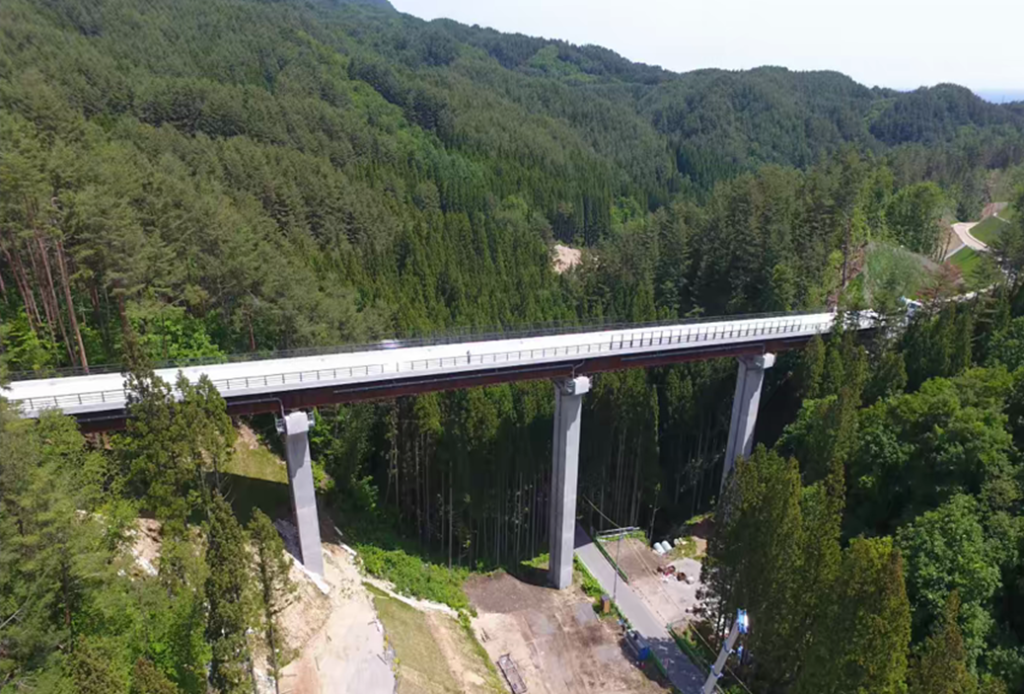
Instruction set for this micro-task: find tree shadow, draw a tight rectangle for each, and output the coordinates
[616,634,677,691]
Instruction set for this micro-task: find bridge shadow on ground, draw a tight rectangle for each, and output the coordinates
[218,471,291,526]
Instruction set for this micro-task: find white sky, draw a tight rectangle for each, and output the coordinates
[390,0,1022,91]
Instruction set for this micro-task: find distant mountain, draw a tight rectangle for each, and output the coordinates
[976,89,1024,104]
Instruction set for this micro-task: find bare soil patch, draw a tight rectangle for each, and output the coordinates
[601,538,704,631]
[279,545,395,694]
[466,572,668,694]
[982,202,1009,219]
[552,244,582,274]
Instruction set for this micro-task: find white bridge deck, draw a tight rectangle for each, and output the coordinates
[6,311,849,419]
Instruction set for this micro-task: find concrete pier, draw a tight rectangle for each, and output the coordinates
[549,376,590,589]
[722,353,776,491]
[278,411,324,575]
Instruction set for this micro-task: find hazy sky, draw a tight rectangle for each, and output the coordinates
[390,0,1022,91]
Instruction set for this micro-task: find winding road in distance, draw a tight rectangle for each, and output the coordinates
[943,202,1009,259]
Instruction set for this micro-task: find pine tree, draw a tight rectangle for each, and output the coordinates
[204,493,255,694]
[700,446,806,689]
[248,510,295,694]
[71,636,130,694]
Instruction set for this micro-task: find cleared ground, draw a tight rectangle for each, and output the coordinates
[599,537,704,631]
[279,545,396,694]
[466,571,669,694]
[368,583,502,694]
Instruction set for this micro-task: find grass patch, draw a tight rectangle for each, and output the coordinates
[220,442,290,524]
[457,613,505,692]
[949,246,983,275]
[370,588,460,694]
[971,216,1010,246]
[667,536,700,560]
[521,552,549,570]
[573,556,629,626]
[229,444,286,482]
[359,545,471,612]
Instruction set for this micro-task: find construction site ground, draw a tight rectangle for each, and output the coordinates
[366,583,503,694]
[598,537,705,631]
[466,571,671,694]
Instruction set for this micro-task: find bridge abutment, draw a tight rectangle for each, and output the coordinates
[278,411,324,576]
[721,353,775,491]
[549,376,590,589]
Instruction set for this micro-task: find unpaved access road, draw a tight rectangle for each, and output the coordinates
[467,571,670,694]
[951,221,989,252]
[279,545,396,694]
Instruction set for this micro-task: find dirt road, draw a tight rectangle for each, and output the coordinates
[279,545,396,694]
[574,527,704,693]
[950,221,988,254]
[466,571,668,694]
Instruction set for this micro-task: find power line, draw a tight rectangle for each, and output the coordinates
[580,494,755,694]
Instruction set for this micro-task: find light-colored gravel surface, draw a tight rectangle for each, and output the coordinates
[280,545,396,694]
[552,244,582,274]
[950,221,988,252]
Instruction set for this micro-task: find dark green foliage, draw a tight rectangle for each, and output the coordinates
[204,493,254,694]
[248,509,295,690]
[898,496,1001,666]
[2,0,1024,689]
[908,592,983,694]
[71,635,131,694]
[704,446,910,693]
[116,371,236,527]
[130,658,179,694]
[794,537,911,694]
[885,182,946,256]
[986,317,1024,371]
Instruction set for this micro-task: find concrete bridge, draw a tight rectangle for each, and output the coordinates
[5,311,867,582]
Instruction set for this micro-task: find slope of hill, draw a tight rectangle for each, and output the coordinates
[1,0,1023,366]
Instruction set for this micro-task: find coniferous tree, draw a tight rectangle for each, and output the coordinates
[204,493,255,694]
[796,333,826,400]
[130,658,178,694]
[908,592,979,694]
[795,537,911,694]
[248,509,295,694]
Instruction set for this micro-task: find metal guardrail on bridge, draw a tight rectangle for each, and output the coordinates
[10,315,833,414]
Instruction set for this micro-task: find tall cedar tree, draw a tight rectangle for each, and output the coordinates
[205,493,255,694]
[794,537,911,694]
[248,509,295,694]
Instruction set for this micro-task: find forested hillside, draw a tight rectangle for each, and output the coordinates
[3,0,1024,691]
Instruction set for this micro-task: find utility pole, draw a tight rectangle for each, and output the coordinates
[701,609,748,694]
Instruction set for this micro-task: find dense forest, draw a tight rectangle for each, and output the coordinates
[3,0,1024,691]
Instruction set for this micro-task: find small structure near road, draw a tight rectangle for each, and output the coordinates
[498,654,528,693]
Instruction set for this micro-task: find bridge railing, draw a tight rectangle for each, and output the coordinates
[10,315,836,414]
[5,309,834,382]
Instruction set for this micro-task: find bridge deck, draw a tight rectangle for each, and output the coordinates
[5,312,842,428]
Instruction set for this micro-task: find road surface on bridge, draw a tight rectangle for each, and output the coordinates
[6,311,846,424]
